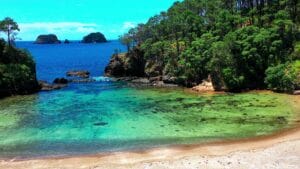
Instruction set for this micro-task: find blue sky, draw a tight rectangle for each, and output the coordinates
[0,0,179,41]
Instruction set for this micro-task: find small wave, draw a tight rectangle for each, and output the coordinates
[92,76,112,82]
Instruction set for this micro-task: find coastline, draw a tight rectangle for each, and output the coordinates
[1,117,300,168]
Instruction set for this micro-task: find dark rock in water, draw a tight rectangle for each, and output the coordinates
[66,70,90,78]
[64,39,70,44]
[82,32,107,43]
[39,81,67,91]
[35,34,61,44]
[53,78,68,84]
[93,122,108,126]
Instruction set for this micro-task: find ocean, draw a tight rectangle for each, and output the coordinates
[16,40,127,81]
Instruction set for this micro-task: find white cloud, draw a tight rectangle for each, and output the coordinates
[19,22,98,33]
[18,22,101,40]
[122,22,136,30]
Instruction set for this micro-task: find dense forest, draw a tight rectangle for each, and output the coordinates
[115,0,300,92]
[0,17,39,97]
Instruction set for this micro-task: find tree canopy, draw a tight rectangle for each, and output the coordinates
[0,17,20,47]
[119,0,300,92]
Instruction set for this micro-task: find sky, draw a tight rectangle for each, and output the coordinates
[0,0,179,41]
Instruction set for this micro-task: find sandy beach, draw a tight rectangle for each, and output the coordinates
[0,124,299,169]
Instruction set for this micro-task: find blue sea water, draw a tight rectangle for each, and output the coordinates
[16,40,127,81]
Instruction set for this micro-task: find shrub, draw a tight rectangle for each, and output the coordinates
[265,63,296,92]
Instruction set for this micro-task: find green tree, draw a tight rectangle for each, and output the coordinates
[0,17,20,47]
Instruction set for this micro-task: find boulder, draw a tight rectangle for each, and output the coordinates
[35,34,61,44]
[66,70,90,78]
[192,77,215,92]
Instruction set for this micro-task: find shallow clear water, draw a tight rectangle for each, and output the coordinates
[0,83,299,158]
[0,41,298,158]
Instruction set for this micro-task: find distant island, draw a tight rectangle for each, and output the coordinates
[35,34,61,44]
[82,32,107,43]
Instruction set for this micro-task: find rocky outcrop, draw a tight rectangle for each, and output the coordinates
[35,34,61,44]
[64,39,70,44]
[105,48,145,77]
[53,78,68,84]
[67,70,90,78]
[82,32,107,43]
[39,81,67,91]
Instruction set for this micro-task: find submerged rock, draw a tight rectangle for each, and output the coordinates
[93,122,108,126]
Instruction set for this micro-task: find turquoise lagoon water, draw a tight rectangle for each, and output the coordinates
[0,41,298,158]
[0,84,298,158]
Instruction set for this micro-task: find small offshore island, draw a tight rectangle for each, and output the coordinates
[0,0,300,168]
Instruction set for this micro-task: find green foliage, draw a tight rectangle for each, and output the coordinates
[0,17,20,46]
[265,63,297,92]
[0,18,39,97]
[119,0,300,92]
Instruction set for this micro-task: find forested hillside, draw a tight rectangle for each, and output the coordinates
[114,0,299,92]
[0,17,39,97]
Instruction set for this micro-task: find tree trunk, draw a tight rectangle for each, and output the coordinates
[7,29,11,47]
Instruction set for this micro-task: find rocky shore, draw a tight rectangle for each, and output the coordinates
[39,70,95,91]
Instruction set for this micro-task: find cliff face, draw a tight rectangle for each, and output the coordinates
[35,34,61,44]
[0,39,40,98]
[82,32,107,43]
